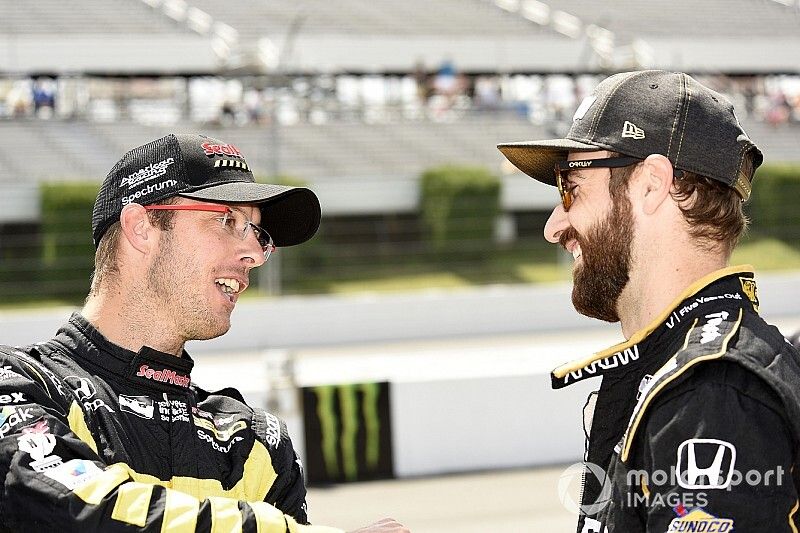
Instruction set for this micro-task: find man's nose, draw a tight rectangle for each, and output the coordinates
[240,229,267,268]
[543,204,569,244]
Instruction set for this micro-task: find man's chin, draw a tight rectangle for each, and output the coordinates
[571,282,622,323]
[188,319,231,342]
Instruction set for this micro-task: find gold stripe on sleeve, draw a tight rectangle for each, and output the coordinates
[113,441,276,501]
[161,490,200,533]
[210,496,243,533]
[67,401,99,454]
[111,482,154,527]
[72,463,129,505]
[250,501,288,533]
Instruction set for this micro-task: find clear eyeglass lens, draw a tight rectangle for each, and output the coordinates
[219,212,274,259]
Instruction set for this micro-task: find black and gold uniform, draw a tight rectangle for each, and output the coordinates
[0,313,341,533]
[553,267,800,532]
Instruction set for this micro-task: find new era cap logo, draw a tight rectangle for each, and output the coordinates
[677,439,736,489]
[621,121,645,140]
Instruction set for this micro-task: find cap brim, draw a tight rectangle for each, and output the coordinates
[180,182,321,247]
[497,139,599,186]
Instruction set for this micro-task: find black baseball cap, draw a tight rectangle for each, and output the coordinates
[92,133,321,247]
[498,70,763,200]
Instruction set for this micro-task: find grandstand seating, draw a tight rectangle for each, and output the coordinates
[185,0,558,42]
[3,0,798,73]
[2,117,798,186]
[0,0,188,34]
[0,117,550,183]
[529,0,800,40]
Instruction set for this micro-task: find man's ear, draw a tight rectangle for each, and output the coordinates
[119,204,155,254]
[637,154,675,215]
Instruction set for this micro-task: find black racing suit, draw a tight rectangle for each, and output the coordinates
[551,266,800,532]
[0,313,342,532]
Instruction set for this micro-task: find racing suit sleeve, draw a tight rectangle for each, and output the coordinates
[0,357,343,533]
[262,412,310,524]
[634,361,798,532]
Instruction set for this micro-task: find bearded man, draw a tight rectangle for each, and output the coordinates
[499,71,800,532]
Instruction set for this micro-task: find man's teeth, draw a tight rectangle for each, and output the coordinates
[215,278,240,294]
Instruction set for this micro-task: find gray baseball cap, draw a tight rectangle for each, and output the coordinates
[497,70,763,200]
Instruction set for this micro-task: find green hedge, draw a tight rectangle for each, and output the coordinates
[40,182,99,299]
[420,165,500,259]
[747,164,800,241]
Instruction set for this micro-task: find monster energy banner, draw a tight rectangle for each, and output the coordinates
[302,382,394,484]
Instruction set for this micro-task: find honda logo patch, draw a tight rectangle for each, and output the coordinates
[677,439,736,489]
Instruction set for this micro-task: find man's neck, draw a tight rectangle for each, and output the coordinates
[82,288,185,356]
[617,247,729,340]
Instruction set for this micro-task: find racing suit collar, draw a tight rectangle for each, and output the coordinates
[550,265,759,389]
[60,313,195,392]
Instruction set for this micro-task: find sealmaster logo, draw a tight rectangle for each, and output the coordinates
[119,158,175,189]
[136,365,190,388]
[202,142,243,158]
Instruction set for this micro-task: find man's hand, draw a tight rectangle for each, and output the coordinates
[348,518,410,532]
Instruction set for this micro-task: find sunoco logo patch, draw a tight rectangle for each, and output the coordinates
[668,507,733,532]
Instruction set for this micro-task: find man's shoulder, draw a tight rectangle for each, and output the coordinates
[658,310,799,409]
[194,386,292,451]
[0,343,46,368]
[655,359,784,414]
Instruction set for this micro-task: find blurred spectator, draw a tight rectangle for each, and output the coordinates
[7,80,32,117]
[432,58,458,97]
[243,88,263,123]
[4,73,800,127]
[32,78,56,119]
[412,59,430,105]
[766,91,792,126]
[474,76,501,111]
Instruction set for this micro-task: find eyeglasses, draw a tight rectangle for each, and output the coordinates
[144,204,276,261]
[553,156,643,211]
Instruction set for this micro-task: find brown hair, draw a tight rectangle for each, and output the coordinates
[88,197,179,296]
[608,154,754,257]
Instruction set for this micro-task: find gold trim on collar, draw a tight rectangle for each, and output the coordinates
[552,265,754,380]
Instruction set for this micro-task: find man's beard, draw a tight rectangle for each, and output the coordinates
[559,194,634,322]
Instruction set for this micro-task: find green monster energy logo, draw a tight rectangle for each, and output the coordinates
[313,383,382,482]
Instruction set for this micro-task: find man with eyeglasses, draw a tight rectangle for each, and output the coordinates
[499,71,800,532]
[0,134,408,533]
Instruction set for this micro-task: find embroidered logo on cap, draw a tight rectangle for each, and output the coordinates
[573,96,596,121]
[202,142,243,158]
[622,121,645,139]
[214,160,249,170]
[120,158,176,189]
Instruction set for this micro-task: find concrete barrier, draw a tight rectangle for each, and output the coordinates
[3,271,799,352]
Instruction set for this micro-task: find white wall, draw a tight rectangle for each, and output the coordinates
[3,272,799,351]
